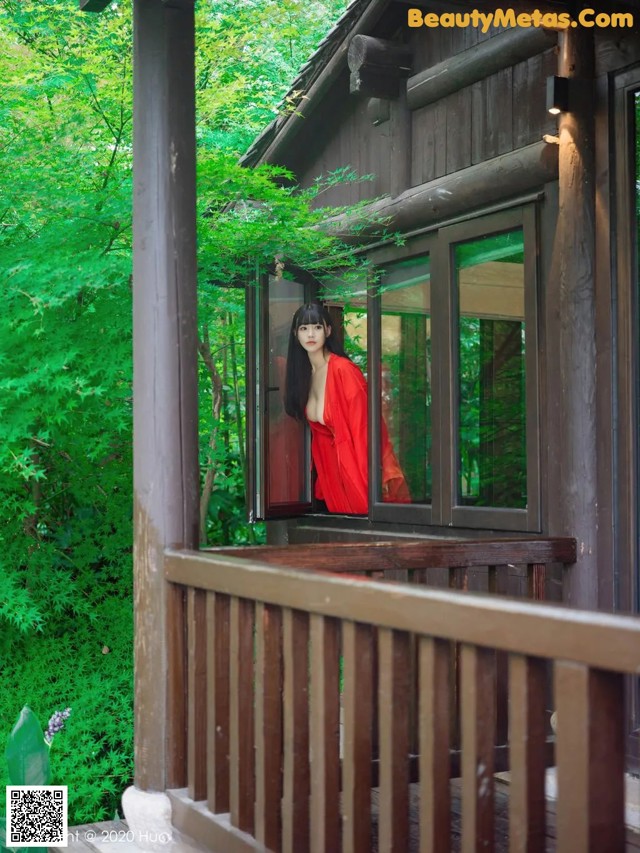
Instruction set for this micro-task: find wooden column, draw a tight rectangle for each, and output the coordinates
[547,28,597,607]
[132,0,199,791]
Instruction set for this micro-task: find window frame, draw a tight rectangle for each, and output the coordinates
[367,206,541,531]
[246,268,317,521]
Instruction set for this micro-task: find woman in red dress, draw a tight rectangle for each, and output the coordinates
[284,302,409,514]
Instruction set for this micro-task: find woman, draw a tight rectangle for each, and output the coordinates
[284,302,409,514]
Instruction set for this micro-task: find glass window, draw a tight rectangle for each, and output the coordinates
[454,230,527,509]
[266,276,307,506]
[379,257,432,504]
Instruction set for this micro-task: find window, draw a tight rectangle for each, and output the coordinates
[379,256,432,505]
[454,230,526,510]
[248,207,540,531]
[369,207,540,531]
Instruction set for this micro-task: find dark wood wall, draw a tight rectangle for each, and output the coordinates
[284,20,557,206]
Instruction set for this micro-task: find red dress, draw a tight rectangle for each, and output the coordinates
[307,355,410,514]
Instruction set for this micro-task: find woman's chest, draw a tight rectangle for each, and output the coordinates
[307,367,329,424]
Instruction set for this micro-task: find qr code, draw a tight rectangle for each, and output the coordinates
[5,786,68,847]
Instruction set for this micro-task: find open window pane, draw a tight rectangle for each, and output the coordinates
[380,257,432,503]
[455,230,526,509]
[266,276,308,506]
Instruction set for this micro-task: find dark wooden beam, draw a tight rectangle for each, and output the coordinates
[406,26,556,110]
[78,0,112,11]
[132,0,199,792]
[546,27,598,608]
[325,140,558,236]
[348,35,412,99]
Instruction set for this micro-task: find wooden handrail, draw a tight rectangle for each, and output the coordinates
[165,548,639,674]
[204,537,576,572]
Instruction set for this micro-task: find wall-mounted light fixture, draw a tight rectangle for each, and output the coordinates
[546,75,569,115]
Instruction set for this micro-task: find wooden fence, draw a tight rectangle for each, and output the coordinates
[159,538,637,852]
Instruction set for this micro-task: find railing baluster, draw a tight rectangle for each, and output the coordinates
[488,566,509,749]
[508,654,547,853]
[187,587,207,801]
[527,563,546,600]
[343,620,373,853]
[554,662,625,852]
[309,614,341,853]
[230,596,255,834]
[461,644,496,853]
[166,583,187,789]
[283,608,310,853]
[206,591,229,814]
[419,636,451,853]
[554,660,589,851]
[378,628,410,853]
[255,602,283,850]
[448,567,468,751]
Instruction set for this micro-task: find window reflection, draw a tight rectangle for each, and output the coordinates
[455,230,526,509]
[267,277,307,505]
[380,258,432,503]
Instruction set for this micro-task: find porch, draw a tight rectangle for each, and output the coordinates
[116,535,640,852]
[56,780,640,853]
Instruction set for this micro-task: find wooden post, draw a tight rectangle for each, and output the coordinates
[546,29,597,608]
[132,0,199,792]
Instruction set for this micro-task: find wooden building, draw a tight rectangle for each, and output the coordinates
[241,0,640,617]
[80,0,640,849]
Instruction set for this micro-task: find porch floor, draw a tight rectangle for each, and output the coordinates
[54,778,640,853]
[48,818,210,853]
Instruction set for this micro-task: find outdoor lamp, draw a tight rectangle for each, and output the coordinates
[547,75,569,115]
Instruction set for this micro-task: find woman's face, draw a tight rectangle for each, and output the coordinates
[296,321,330,355]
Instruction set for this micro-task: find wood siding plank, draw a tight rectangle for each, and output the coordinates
[446,89,472,174]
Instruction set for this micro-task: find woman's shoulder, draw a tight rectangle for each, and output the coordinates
[329,355,366,388]
[330,354,362,373]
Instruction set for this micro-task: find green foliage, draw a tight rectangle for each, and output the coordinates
[195,0,349,153]
[0,595,133,824]
[0,0,363,825]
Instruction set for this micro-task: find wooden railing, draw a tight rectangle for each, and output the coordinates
[204,538,575,771]
[159,539,637,851]
[205,537,576,598]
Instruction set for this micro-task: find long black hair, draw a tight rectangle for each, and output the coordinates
[284,302,348,421]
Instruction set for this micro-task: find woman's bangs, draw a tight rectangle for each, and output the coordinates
[296,304,324,328]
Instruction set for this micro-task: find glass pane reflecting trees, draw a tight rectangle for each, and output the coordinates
[455,230,526,508]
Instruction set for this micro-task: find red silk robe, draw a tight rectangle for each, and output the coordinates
[308,355,410,514]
